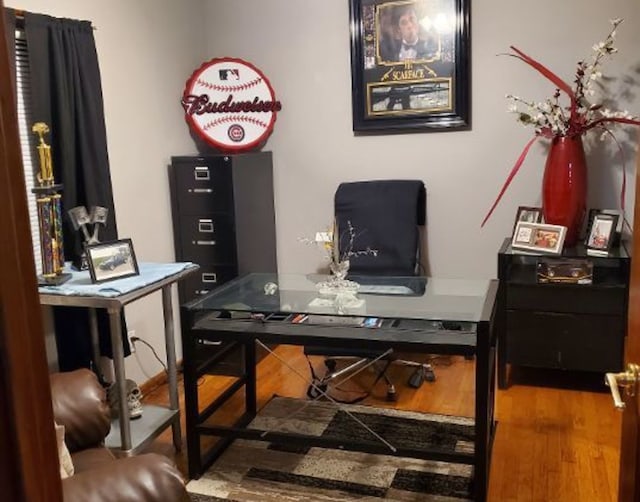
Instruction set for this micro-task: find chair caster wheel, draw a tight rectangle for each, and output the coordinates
[386,385,397,402]
[408,368,425,388]
[307,382,327,399]
[425,370,436,382]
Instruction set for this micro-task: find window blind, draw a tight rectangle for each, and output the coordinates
[15,29,42,275]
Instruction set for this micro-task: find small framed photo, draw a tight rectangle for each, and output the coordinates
[512,222,567,255]
[86,238,139,283]
[585,208,623,245]
[585,213,619,255]
[512,206,543,236]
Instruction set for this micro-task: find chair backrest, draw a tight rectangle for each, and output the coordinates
[334,180,426,276]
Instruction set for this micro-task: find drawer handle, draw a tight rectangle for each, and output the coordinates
[194,240,216,246]
[198,220,214,233]
[194,166,210,180]
[189,188,213,194]
[202,273,217,283]
[196,289,210,295]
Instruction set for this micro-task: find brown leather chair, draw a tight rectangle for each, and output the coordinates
[50,369,189,502]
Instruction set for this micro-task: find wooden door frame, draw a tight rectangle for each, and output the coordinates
[618,134,640,501]
[0,2,62,500]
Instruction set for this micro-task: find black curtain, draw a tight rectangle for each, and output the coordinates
[24,13,129,370]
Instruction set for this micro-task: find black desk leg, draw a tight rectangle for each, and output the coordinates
[181,311,202,480]
[474,321,490,502]
[245,339,257,417]
[496,259,509,390]
[497,338,508,389]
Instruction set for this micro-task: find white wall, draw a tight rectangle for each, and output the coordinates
[10,0,640,384]
[8,0,206,384]
[203,0,640,278]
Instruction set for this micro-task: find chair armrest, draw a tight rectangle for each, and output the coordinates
[50,369,111,452]
[62,454,189,502]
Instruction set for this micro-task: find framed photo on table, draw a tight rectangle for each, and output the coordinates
[512,206,542,236]
[585,208,623,245]
[585,213,618,256]
[86,238,139,283]
[349,0,470,133]
[511,222,566,255]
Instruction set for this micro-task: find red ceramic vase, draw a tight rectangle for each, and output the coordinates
[542,135,587,247]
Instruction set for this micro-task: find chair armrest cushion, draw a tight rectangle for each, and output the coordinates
[62,454,189,502]
[50,369,111,452]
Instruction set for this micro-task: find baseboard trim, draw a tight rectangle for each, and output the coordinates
[139,359,182,396]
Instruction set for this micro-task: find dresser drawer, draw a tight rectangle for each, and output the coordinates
[179,265,237,303]
[506,310,624,372]
[172,160,233,215]
[506,283,626,315]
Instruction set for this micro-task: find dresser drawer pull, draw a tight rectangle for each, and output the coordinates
[198,220,214,233]
[196,289,210,295]
[194,240,216,246]
[194,166,210,180]
[202,273,217,283]
[189,188,213,194]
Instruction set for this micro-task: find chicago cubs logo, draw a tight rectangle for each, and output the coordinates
[182,57,282,153]
[227,124,245,142]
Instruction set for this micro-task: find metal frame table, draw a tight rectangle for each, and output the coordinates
[181,273,498,501]
[40,265,198,456]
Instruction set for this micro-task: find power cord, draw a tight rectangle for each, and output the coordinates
[130,336,168,373]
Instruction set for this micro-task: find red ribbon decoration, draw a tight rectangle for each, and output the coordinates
[483,42,640,228]
[481,135,539,227]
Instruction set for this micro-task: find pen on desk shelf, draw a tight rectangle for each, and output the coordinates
[291,313,308,323]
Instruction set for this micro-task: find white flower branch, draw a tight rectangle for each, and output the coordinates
[299,220,378,267]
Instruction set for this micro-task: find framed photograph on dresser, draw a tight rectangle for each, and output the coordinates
[511,222,566,255]
[512,206,542,236]
[585,208,623,245]
[585,212,618,256]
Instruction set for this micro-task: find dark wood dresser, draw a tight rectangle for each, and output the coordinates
[497,237,630,388]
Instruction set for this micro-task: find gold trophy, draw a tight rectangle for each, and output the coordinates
[32,122,71,285]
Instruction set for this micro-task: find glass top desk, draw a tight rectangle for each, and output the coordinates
[181,273,498,502]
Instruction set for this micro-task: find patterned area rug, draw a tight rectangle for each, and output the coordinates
[187,396,475,501]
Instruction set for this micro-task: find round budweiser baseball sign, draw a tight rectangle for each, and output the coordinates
[181,57,282,153]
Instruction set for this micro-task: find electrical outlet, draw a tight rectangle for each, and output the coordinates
[127,330,136,353]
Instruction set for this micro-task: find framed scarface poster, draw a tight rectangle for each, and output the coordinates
[349,0,470,133]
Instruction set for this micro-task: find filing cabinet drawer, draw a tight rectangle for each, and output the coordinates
[179,265,237,303]
[179,215,236,264]
[173,160,233,214]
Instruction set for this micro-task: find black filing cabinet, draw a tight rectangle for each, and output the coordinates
[169,152,277,305]
[497,238,630,388]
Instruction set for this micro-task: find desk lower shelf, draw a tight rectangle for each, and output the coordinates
[106,405,179,455]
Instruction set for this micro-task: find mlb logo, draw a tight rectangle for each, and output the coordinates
[219,69,240,81]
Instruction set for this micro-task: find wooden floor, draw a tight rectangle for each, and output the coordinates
[143,346,621,502]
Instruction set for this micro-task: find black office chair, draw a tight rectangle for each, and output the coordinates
[304,179,435,402]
